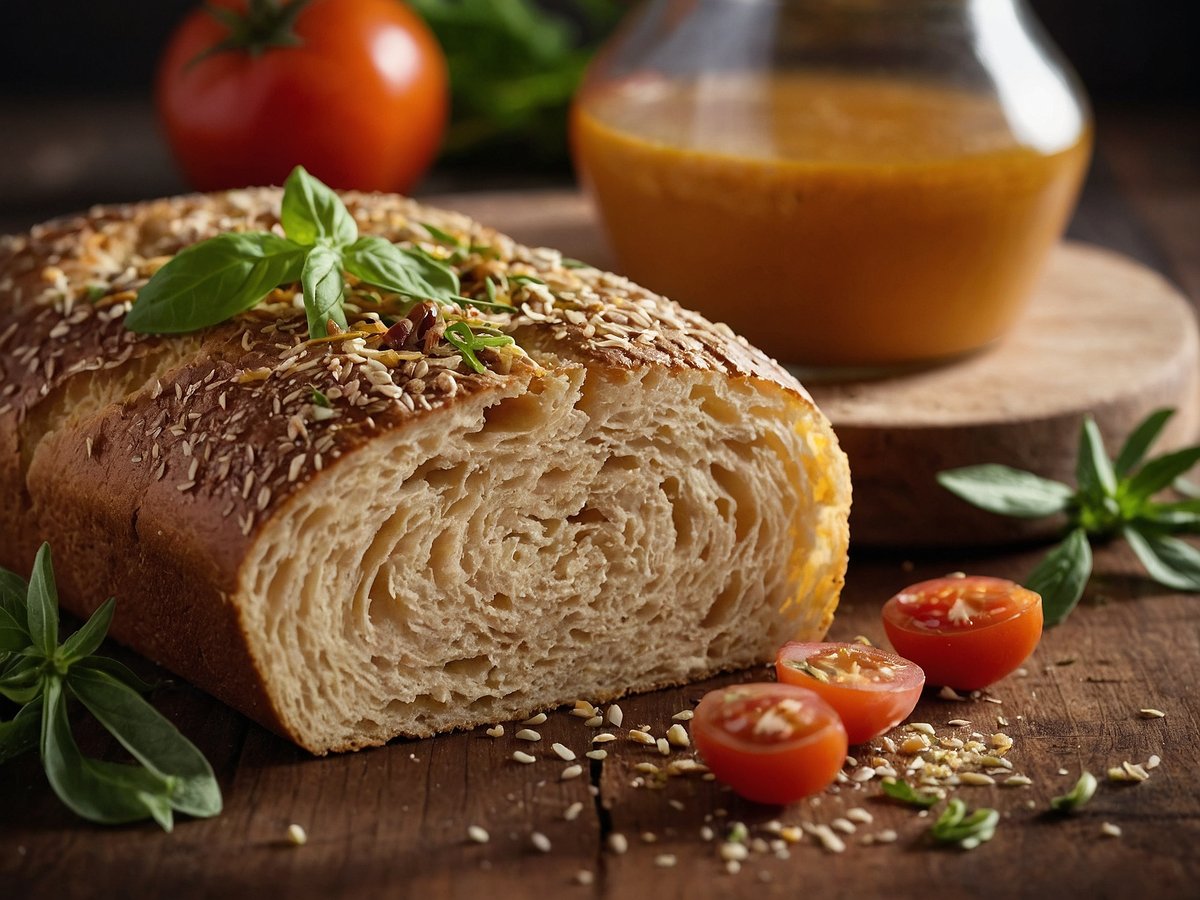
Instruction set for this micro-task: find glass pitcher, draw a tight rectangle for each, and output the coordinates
[572,0,1092,372]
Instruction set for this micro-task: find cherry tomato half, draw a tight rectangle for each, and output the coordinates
[882,576,1043,691]
[157,0,448,193]
[691,682,847,805]
[775,642,925,744]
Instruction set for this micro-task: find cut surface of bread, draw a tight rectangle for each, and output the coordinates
[0,189,851,753]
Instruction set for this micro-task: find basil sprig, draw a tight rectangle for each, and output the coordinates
[0,544,221,831]
[126,166,468,339]
[938,409,1200,625]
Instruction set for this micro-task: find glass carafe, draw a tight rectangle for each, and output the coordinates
[572,0,1092,371]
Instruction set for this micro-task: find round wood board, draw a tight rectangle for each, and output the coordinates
[423,189,1200,547]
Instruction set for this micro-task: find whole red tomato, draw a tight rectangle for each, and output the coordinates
[157,0,448,193]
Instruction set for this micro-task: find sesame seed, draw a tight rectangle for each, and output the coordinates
[515,729,541,742]
[634,762,660,775]
[1139,708,1166,719]
[875,829,898,843]
[672,709,694,721]
[1147,755,1161,769]
[804,823,846,854]
[522,713,547,725]
[552,743,576,761]
[607,833,628,854]
[561,764,584,780]
[641,832,657,843]
[666,724,690,747]
[286,824,307,846]
[831,818,856,834]
[947,719,971,727]
[907,723,936,736]
[654,855,676,868]
[607,705,624,727]
[1002,774,1033,786]
[592,733,616,743]
[846,808,873,824]
[585,749,607,761]
[531,832,551,853]
[584,715,604,727]
[779,826,803,844]
[851,767,875,782]
[628,729,656,746]
[725,861,741,876]
[563,801,584,821]
[467,825,489,844]
[1101,822,1122,838]
[958,772,996,786]
[657,738,671,756]
[574,871,594,886]
[486,725,504,738]
[512,751,536,764]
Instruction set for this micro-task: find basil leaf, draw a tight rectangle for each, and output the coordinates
[1123,446,1200,505]
[40,675,177,829]
[1050,771,1097,812]
[937,465,1073,518]
[0,605,29,652]
[0,701,40,764]
[59,597,115,665]
[126,233,306,334]
[1026,528,1092,626]
[302,245,347,340]
[343,235,461,301]
[419,222,462,246]
[881,777,940,808]
[0,567,26,623]
[68,667,222,818]
[1141,499,1200,532]
[1124,526,1200,591]
[74,655,158,695]
[26,542,58,659]
[281,165,357,247]
[1076,417,1117,500]
[1115,408,1174,476]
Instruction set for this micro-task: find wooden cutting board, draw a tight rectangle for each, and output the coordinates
[425,189,1200,546]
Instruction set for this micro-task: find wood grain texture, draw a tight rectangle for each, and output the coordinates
[2,543,1198,899]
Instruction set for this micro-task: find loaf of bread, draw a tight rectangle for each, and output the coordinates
[0,189,850,754]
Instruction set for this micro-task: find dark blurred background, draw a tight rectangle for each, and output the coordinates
[0,0,1196,238]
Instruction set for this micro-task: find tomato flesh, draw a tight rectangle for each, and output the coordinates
[691,682,847,804]
[882,576,1043,691]
[775,642,925,744]
[157,0,448,193]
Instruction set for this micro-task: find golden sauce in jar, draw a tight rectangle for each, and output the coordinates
[573,74,1091,367]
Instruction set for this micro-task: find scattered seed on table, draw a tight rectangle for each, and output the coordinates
[531,832,552,853]
[552,743,576,761]
[666,724,690,747]
[585,749,608,761]
[485,725,504,738]
[467,825,489,844]
[608,833,629,854]
[286,824,307,846]
[562,764,584,780]
[516,729,541,742]
[513,751,537,764]
[522,713,548,726]
[607,705,624,727]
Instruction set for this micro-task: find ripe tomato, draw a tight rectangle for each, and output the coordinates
[775,642,925,744]
[882,576,1043,691]
[156,0,448,193]
[691,683,847,805]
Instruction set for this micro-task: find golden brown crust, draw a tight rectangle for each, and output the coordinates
[0,187,832,745]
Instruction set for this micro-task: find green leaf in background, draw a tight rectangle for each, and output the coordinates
[125,232,306,334]
[0,702,41,764]
[1076,417,1117,501]
[1114,408,1173,476]
[26,543,59,659]
[0,567,26,624]
[1123,446,1200,506]
[1142,498,1200,532]
[74,656,158,695]
[0,605,28,653]
[411,0,620,166]
[68,668,222,819]
[59,598,115,666]
[936,465,1074,518]
[1124,526,1200,591]
[301,244,348,339]
[1025,528,1092,626]
[281,164,358,247]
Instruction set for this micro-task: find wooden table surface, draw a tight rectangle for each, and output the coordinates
[1,105,1198,899]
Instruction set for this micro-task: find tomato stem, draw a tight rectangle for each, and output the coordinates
[189,0,315,69]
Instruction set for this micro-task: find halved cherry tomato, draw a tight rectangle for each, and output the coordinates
[775,642,925,744]
[882,576,1043,691]
[691,682,847,804]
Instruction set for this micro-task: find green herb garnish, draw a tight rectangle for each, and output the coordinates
[0,544,221,831]
[443,321,516,374]
[125,166,463,340]
[881,777,941,808]
[938,409,1200,625]
[929,798,999,850]
[1050,771,1097,812]
[309,386,330,408]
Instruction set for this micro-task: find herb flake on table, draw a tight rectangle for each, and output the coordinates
[938,408,1200,625]
[0,544,221,831]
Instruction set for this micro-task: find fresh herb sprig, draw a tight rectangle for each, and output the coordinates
[881,777,942,809]
[126,166,468,339]
[938,409,1200,625]
[0,544,221,831]
[929,798,999,850]
[1050,771,1097,813]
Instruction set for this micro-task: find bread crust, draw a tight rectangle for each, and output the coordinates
[0,188,850,750]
